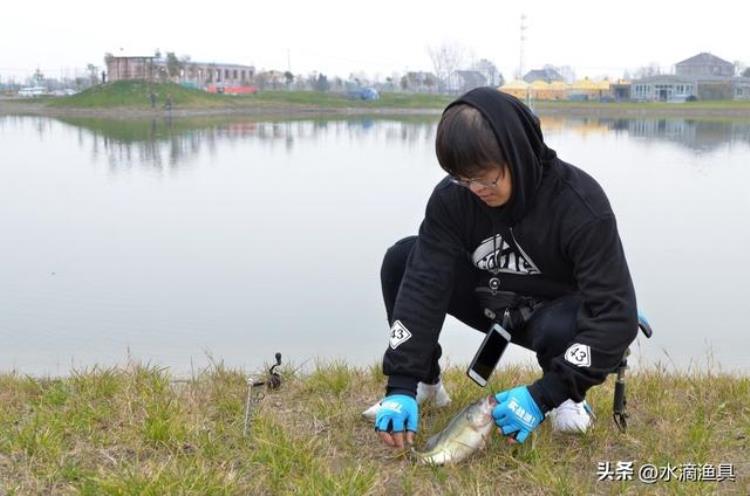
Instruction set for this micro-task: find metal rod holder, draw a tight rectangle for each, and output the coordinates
[243,352,282,437]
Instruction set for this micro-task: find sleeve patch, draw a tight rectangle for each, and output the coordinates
[564,343,592,367]
[389,320,412,349]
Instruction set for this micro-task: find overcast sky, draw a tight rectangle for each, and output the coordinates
[1,0,747,82]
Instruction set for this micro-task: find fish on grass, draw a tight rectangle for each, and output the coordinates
[412,395,497,465]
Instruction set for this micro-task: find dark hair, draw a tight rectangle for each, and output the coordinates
[435,104,507,178]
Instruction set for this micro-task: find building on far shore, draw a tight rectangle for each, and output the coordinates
[610,80,632,101]
[106,56,158,81]
[105,55,255,91]
[568,78,610,101]
[522,67,564,84]
[631,52,750,101]
[734,78,750,100]
[193,63,256,90]
[498,79,530,100]
[631,75,696,102]
[675,52,734,79]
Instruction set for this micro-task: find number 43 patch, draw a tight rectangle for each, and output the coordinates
[389,320,412,349]
[564,343,592,367]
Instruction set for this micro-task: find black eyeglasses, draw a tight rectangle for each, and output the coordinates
[450,168,504,189]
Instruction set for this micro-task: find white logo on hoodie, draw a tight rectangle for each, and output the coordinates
[472,234,541,275]
[389,320,412,349]
[564,343,592,367]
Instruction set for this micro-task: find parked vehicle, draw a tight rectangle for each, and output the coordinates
[347,87,379,101]
[50,89,78,97]
[18,86,47,97]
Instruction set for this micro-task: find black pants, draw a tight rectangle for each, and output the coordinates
[381,236,580,383]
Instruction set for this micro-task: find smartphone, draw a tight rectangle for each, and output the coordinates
[467,323,511,387]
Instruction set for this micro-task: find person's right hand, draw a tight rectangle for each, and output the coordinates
[374,394,418,448]
[492,386,544,444]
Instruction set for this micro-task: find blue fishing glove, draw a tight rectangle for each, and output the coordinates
[492,386,545,444]
[374,394,419,434]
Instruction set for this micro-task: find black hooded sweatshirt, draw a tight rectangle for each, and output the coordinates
[383,87,638,412]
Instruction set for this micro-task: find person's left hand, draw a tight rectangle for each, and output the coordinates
[492,385,544,444]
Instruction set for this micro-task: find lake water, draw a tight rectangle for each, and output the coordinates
[1,113,749,377]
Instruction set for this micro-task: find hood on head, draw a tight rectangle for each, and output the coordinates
[444,87,558,223]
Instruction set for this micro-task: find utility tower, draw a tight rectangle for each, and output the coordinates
[519,13,527,80]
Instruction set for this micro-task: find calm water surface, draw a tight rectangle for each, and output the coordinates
[1,114,749,376]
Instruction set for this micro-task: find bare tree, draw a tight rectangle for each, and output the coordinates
[734,60,747,77]
[166,52,182,80]
[544,64,576,84]
[284,71,294,88]
[473,58,501,86]
[424,73,438,93]
[349,71,369,87]
[400,75,409,91]
[255,72,270,90]
[388,71,401,92]
[314,73,330,92]
[633,62,662,79]
[86,64,99,85]
[427,42,467,92]
[293,74,306,90]
[32,68,45,86]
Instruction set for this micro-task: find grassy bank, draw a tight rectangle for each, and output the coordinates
[531,99,750,119]
[249,90,453,109]
[45,81,452,111]
[47,81,230,109]
[18,81,750,119]
[1,362,747,495]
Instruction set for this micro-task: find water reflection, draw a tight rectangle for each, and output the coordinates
[22,114,748,168]
[540,116,750,153]
[41,115,439,169]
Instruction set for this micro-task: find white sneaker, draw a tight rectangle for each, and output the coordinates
[549,399,595,434]
[361,380,452,420]
[416,380,452,407]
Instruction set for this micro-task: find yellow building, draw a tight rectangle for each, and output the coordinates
[569,78,610,100]
[529,80,553,100]
[548,81,568,100]
[499,80,530,100]
[595,80,612,99]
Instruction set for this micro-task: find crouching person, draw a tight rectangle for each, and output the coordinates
[364,88,638,447]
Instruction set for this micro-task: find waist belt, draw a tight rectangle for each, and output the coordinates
[475,287,543,332]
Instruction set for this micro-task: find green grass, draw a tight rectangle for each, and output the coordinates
[0,363,747,495]
[40,80,450,114]
[246,90,453,109]
[529,98,750,119]
[532,98,750,110]
[47,81,454,111]
[20,80,750,117]
[43,80,449,111]
[48,81,231,109]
